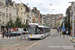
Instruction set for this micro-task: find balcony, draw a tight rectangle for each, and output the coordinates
[27,17,31,20]
[27,15,31,20]
[9,13,12,17]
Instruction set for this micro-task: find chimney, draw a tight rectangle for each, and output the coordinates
[13,1,15,7]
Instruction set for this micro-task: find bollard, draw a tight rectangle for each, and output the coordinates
[17,36,19,41]
[17,34,19,41]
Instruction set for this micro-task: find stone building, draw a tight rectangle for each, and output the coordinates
[0,0,6,31]
[45,14,63,28]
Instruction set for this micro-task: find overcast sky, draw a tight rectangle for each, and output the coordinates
[12,0,75,16]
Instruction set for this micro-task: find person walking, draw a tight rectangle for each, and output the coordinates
[57,28,59,33]
[60,27,62,37]
[66,28,69,37]
[61,30,65,37]
[2,30,5,39]
[6,30,9,38]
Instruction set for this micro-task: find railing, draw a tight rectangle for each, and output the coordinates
[19,34,28,40]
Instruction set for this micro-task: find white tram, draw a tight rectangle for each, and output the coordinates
[28,23,51,39]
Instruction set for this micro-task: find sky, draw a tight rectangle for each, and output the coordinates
[12,0,75,16]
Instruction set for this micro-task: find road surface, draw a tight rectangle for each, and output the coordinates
[29,31,75,50]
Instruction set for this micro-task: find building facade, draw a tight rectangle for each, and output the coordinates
[66,2,75,36]
[17,3,26,24]
[45,14,63,28]
[0,0,6,31]
[57,17,62,27]
[12,1,18,22]
[31,7,41,23]
[42,15,46,24]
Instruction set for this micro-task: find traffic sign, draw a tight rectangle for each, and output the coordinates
[0,20,1,22]
[62,27,65,30]
[63,23,64,27]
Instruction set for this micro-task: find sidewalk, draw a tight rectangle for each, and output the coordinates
[71,37,75,43]
[0,34,2,39]
[69,37,75,47]
[0,34,17,40]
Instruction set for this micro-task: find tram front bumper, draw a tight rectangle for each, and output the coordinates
[28,34,43,39]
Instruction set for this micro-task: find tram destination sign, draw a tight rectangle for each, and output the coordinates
[29,25,36,27]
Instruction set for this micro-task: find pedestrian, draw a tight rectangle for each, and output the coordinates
[6,30,9,38]
[2,30,5,39]
[59,27,61,37]
[60,31,62,37]
[57,28,59,33]
[60,28,62,32]
[63,30,66,37]
[9,30,11,38]
[66,28,69,37]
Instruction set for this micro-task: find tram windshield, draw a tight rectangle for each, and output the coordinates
[29,27,36,34]
[28,25,37,34]
[28,25,44,34]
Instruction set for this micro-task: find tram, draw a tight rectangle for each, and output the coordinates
[28,23,51,39]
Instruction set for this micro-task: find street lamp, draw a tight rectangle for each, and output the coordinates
[9,23,11,28]
[50,9,54,14]
[9,23,11,38]
[69,2,75,39]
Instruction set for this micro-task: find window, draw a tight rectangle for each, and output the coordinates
[15,9,16,15]
[21,8,22,10]
[21,12,22,16]
[9,13,11,16]
[24,19,25,23]
[13,9,15,14]
[6,9,8,13]
[24,13,25,17]
[29,27,36,34]
[6,9,8,17]
[17,11,18,15]
[21,18,22,22]
[13,17,15,22]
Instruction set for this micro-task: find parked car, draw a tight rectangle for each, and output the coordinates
[10,31,22,36]
[5,33,11,37]
[21,31,28,35]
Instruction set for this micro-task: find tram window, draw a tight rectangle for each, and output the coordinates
[41,28,44,34]
[44,29,46,33]
[35,27,40,34]
[29,27,35,34]
[47,29,48,33]
[45,28,47,33]
[37,28,43,34]
[48,29,49,32]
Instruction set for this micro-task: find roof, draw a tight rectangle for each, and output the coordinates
[23,4,30,12]
[6,0,13,7]
[29,23,50,28]
[29,23,38,25]
[58,17,62,20]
